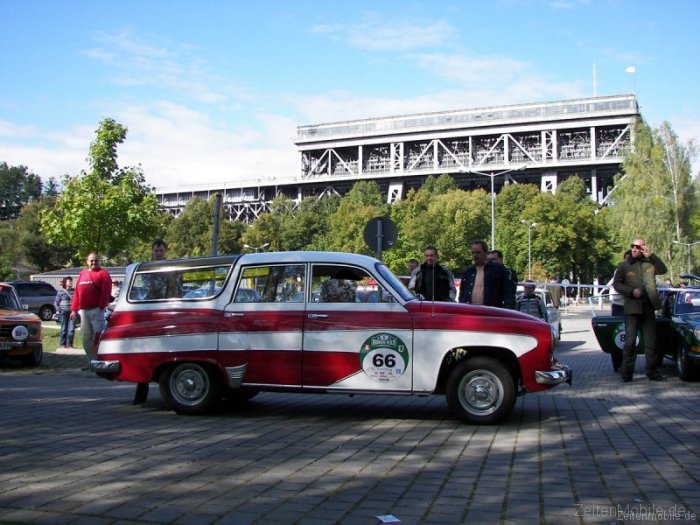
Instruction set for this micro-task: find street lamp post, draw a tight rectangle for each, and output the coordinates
[520,220,538,279]
[672,240,700,274]
[471,165,528,249]
[243,242,270,253]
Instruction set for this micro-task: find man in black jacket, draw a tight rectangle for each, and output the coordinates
[459,240,515,309]
[409,246,456,301]
[487,249,518,309]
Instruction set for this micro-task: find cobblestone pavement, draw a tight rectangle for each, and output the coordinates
[0,312,698,525]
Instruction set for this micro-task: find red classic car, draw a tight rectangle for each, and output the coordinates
[91,252,571,424]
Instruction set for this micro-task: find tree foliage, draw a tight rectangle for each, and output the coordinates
[167,196,246,257]
[607,119,697,281]
[40,119,160,261]
[15,200,75,271]
[0,162,42,220]
[317,181,386,255]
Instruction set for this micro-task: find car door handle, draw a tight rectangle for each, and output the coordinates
[307,314,329,319]
[225,312,245,318]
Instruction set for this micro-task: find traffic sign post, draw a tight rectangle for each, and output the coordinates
[363,217,398,260]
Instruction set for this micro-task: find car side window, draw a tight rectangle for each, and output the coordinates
[236,265,306,303]
[311,264,384,303]
[130,264,230,301]
[39,284,56,295]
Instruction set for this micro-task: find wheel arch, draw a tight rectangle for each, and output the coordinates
[152,357,226,384]
[434,346,521,395]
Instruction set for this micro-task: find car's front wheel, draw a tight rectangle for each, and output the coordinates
[38,305,54,321]
[676,343,698,382]
[20,346,43,367]
[446,357,516,425]
[159,362,222,414]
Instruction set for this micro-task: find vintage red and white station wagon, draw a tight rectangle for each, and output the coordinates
[91,251,571,424]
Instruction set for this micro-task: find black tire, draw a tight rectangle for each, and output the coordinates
[611,348,623,372]
[38,305,54,321]
[20,346,43,367]
[446,357,516,425]
[676,343,699,382]
[159,362,222,415]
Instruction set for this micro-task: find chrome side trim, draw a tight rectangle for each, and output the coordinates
[225,364,247,388]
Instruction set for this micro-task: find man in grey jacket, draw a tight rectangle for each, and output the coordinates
[613,239,668,382]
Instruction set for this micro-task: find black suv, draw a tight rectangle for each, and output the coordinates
[10,281,58,321]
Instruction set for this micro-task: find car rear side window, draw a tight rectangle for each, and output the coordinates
[236,265,306,303]
[130,264,231,301]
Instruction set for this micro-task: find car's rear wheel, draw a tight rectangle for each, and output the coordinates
[676,343,698,382]
[38,305,54,321]
[159,362,222,414]
[20,346,43,367]
[446,357,516,425]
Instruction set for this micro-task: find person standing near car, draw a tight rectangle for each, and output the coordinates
[459,240,515,309]
[613,239,668,382]
[71,253,112,369]
[487,249,518,309]
[133,239,171,404]
[516,280,547,320]
[54,277,75,349]
[409,246,456,301]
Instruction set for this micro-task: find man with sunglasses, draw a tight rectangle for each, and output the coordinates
[71,253,112,370]
[613,239,668,382]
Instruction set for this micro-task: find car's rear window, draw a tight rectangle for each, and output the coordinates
[129,264,232,301]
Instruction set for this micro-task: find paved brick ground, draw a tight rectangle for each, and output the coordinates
[0,312,698,525]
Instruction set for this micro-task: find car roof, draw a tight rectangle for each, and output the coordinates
[135,251,382,272]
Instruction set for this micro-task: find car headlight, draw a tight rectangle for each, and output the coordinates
[12,325,29,341]
[694,326,700,339]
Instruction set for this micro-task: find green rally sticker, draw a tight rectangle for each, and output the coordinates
[360,333,409,382]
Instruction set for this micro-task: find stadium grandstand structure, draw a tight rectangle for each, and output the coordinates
[156,94,639,223]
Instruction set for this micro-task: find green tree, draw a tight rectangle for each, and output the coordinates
[385,175,468,274]
[318,181,386,255]
[40,118,160,260]
[167,196,245,257]
[608,119,696,281]
[15,200,75,271]
[496,178,614,285]
[0,162,42,220]
[386,175,489,275]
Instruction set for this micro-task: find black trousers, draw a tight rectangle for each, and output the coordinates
[621,307,658,378]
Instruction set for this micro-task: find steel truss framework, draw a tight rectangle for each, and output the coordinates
[157,94,639,223]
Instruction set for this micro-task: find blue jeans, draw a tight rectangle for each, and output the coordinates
[59,310,75,347]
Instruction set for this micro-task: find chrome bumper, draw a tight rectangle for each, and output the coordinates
[535,364,572,385]
[90,359,120,374]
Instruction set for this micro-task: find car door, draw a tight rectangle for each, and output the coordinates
[219,263,306,387]
[302,263,414,392]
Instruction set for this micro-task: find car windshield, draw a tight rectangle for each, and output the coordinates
[675,290,700,314]
[0,286,22,310]
[376,263,413,302]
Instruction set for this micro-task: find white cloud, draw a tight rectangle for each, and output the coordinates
[312,17,455,50]
[83,29,239,104]
[114,102,299,190]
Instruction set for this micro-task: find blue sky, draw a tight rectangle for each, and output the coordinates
[1,0,698,190]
